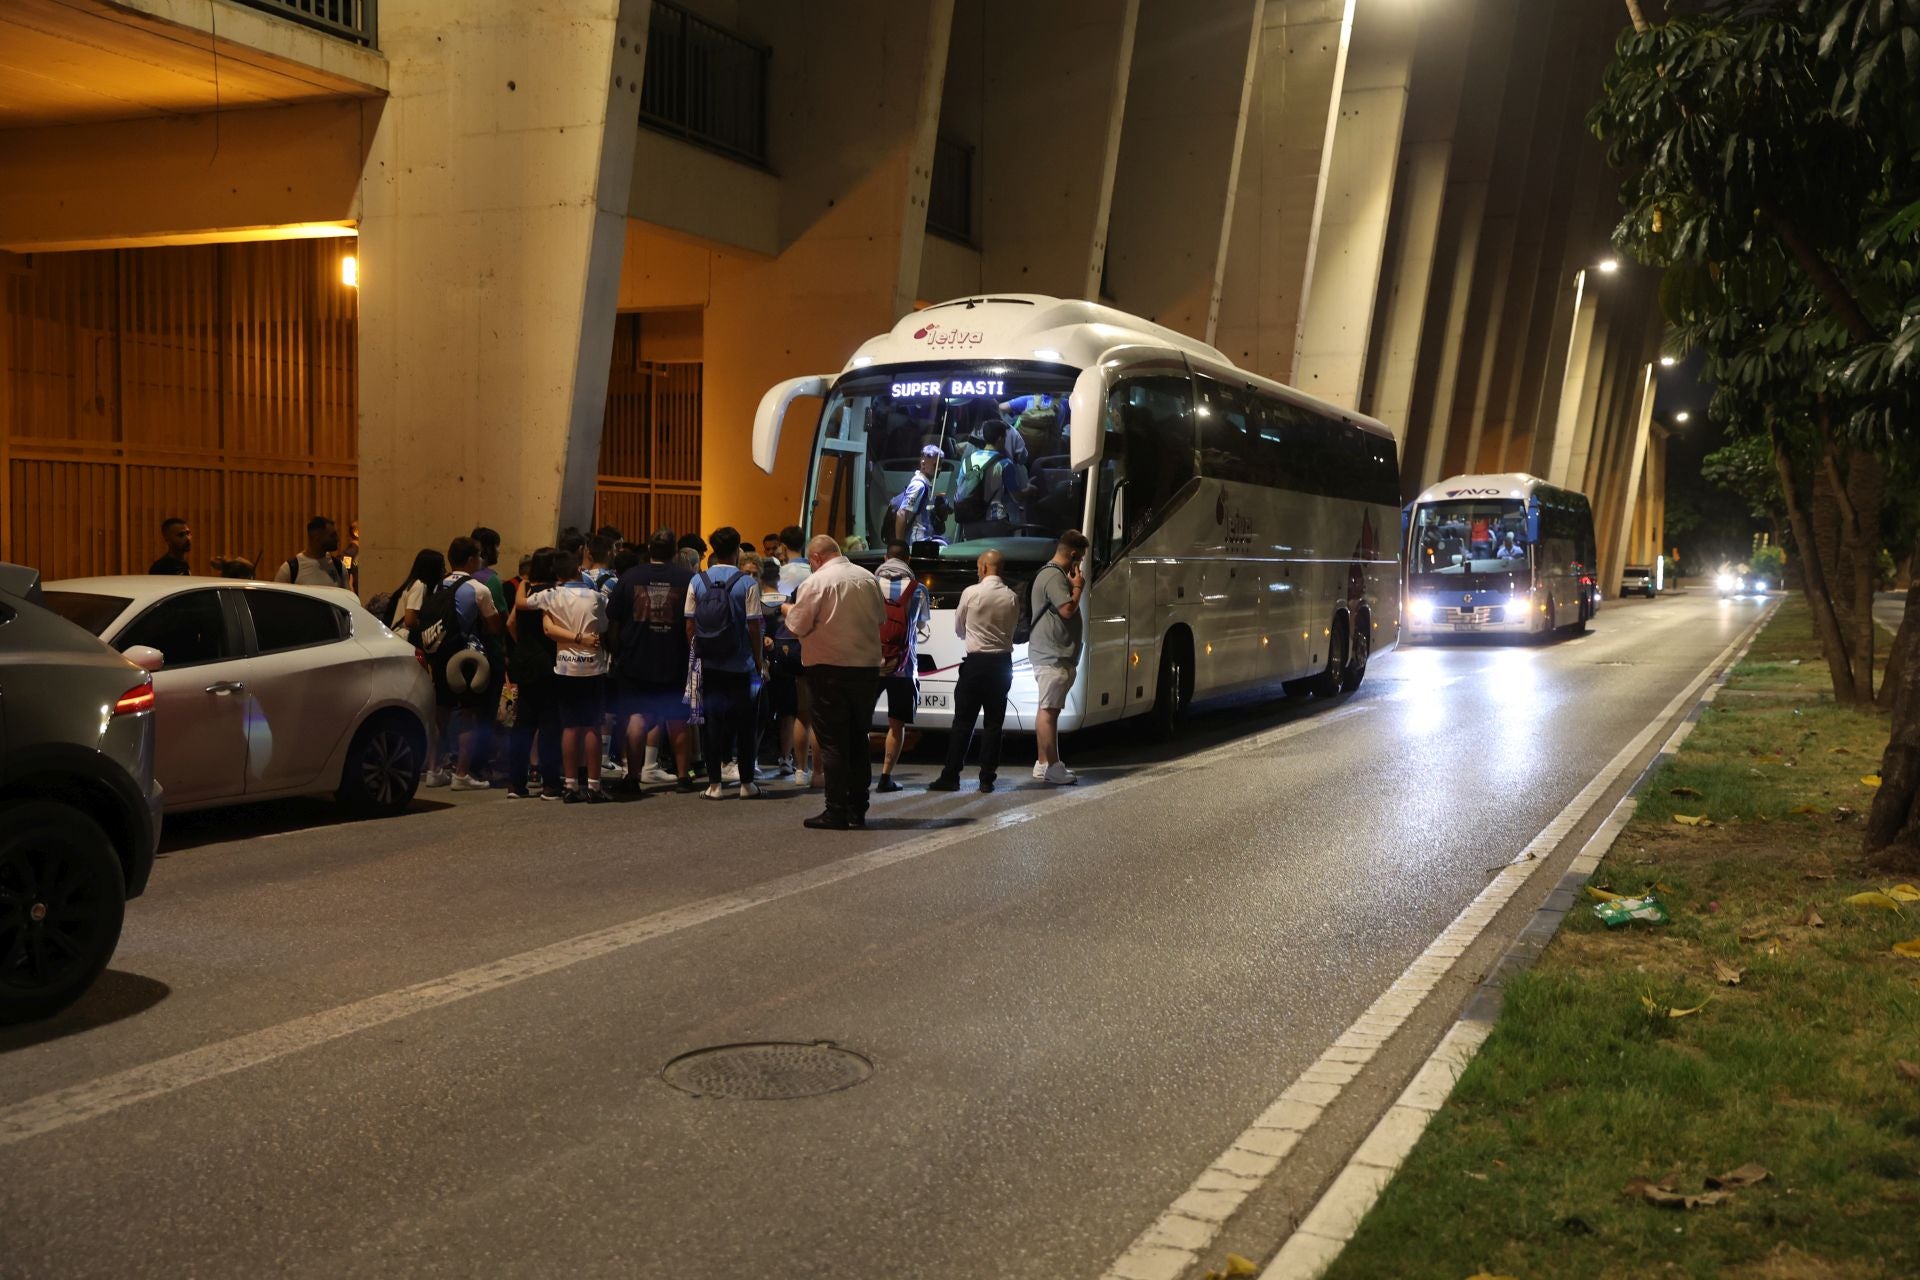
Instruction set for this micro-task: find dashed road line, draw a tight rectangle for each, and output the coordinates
[0,705,1371,1148]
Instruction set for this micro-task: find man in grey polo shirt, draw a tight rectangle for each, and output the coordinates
[1028,530,1088,785]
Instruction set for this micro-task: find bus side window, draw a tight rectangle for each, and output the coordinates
[1104,375,1193,551]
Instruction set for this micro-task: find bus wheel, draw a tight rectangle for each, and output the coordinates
[1308,614,1349,698]
[1570,596,1589,634]
[1148,635,1191,741]
[1537,598,1557,642]
[1342,614,1371,693]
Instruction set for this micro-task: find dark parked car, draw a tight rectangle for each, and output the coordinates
[0,564,162,1024]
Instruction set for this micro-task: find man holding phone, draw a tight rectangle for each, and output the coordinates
[1028,529,1089,785]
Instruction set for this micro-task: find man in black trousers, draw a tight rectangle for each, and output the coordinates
[928,549,1019,793]
[784,534,886,829]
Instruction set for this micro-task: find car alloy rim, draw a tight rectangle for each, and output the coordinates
[361,729,418,806]
[0,842,114,994]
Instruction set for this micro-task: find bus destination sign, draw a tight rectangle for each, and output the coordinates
[890,378,1007,399]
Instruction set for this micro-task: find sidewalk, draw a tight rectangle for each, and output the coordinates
[1314,598,1920,1279]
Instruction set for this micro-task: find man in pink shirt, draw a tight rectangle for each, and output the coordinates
[784,534,886,829]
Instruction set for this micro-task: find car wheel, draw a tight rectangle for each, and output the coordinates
[1148,635,1191,741]
[338,715,427,818]
[1308,614,1349,698]
[0,801,127,1026]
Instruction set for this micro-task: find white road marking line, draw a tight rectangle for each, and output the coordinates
[1101,611,1771,1280]
[0,706,1371,1148]
[1258,604,1773,1280]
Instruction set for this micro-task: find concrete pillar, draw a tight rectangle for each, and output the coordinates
[1215,0,1348,377]
[1290,0,1422,409]
[1600,360,1655,594]
[1357,0,1475,447]
[1106,0,1262,338]
[976,0,1139,299]
[1543,271,1598,488]
[356,0,648,589]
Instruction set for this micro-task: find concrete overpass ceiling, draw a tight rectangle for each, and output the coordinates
[0,0,384,130]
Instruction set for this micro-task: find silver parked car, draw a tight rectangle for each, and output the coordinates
[0,564,162,1024]
[43,577,436,818]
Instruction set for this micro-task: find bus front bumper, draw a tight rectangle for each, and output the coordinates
[1405,604,1538,637]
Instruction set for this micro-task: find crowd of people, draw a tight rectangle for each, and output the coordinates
[144,510,1090,829]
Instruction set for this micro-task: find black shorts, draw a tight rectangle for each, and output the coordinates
[882,675,917,724]
[555,677,605,729]
[618,677,688,724]
[765,672,799,719]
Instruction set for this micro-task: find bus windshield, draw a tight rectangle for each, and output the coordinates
[1410,499,1530,576]
[805,365,1086,564]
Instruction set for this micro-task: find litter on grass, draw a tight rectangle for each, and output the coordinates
[1623,1165,1767,1210]
[1673,814,1713,827]
[1887,884,1920,902]
[1846,890,1907,914]
[1595,893,1671,927]
[1892,938,1920,959]
[1861,774,1883,788]
[1642,990,1711,1018]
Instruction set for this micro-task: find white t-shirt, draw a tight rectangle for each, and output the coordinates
[398,580,428,620]
[778,561,812,592]
[527,580,609,677]
[275,553,343,587]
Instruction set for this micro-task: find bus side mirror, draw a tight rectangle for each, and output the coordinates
[1069,365,1106,472]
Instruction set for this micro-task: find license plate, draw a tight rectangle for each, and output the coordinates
[1452,622,1477,631]
[918,691,950,709]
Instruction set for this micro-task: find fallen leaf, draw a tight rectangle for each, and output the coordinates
[1739,930,1773,944]
[1894,1060,1920,1082]
[1828,745,1853,755]
[1463,1170,1489,1181]
[1492,1158,1509,1170]
[1801,906,1826,928]
[1707,1163,1770,1190]
[1654,880,1678,893]
[1587,885,1624,902]
[1887,883,1920,903]
[1846,890,1906,913]
[1803,870,1836,880]
[1669,998,1712,1018]
[1789,803,1822,815]
[1893,938,1920,959]
[1623,1177,1734,1210]
[1712,958,1745,985]
[1673,813,1712,827]
[1670,785,1704,798]
[1862,774,1883,788]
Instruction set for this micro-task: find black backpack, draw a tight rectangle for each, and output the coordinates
[411,574,473,656]
[691,568,745,663]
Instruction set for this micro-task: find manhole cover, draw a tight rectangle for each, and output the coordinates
[661,1041,873,1100]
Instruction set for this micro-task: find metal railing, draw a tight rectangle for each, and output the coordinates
[639,1,769,166]
[928,135,974,244]
[231,0,377,48]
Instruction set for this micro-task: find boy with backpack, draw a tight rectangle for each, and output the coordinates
[952,420,1028,539]
[525,547,612,803]
[417,535,504,790]
[873,539,928,792]
[683,527,764,799]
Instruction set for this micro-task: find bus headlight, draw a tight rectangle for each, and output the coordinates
[1716,572,1737,591]
[1504,596,1529,621]
[1409,599,1434,624]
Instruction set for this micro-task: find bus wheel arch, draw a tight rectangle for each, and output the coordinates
[1147,627,1194,741]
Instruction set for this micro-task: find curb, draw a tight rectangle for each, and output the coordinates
[1259,600,1779,1280]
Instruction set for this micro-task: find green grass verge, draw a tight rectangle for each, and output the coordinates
[1323,598,1920,1280]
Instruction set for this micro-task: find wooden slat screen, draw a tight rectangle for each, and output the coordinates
[594,314,703,543]
[3,240,359,582]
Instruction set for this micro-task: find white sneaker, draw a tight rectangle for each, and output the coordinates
[739,782,761,799]
[1043,762,1077,786]
[601,760,627,780]
[423,769,452,788]
[641,764,675,784]
[722,762,740,783]
[793,768,813,787]
[451,773,490,791]
[705,784,726,800]
[1031,761,1048,780]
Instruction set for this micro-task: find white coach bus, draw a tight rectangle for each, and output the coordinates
[1403,473,1599,640]
[751,294,1403,735]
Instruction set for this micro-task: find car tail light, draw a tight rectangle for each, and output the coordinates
[113,682,155,716]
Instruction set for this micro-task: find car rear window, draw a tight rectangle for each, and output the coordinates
[40,591,132,637]
[244,589,347,653]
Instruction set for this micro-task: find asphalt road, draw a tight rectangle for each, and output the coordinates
[0,590,1767,1279]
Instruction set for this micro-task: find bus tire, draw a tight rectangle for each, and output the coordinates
[1570,596,1589,634]
[1307,614,1349,698]
[1536,598,1557,643]
[1148,633,1192,741]
[1342,611,1371,693]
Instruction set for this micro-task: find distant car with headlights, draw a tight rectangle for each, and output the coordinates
[1717,570,1771,598]
[42,577,435,818]
[0,563,162,1024]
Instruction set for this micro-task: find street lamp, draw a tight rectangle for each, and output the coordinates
[1674,411,1691,423]
[1659,355,1676,367]
[1596,258,1621,274]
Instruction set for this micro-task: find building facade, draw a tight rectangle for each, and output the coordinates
[1,0,1666,592]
